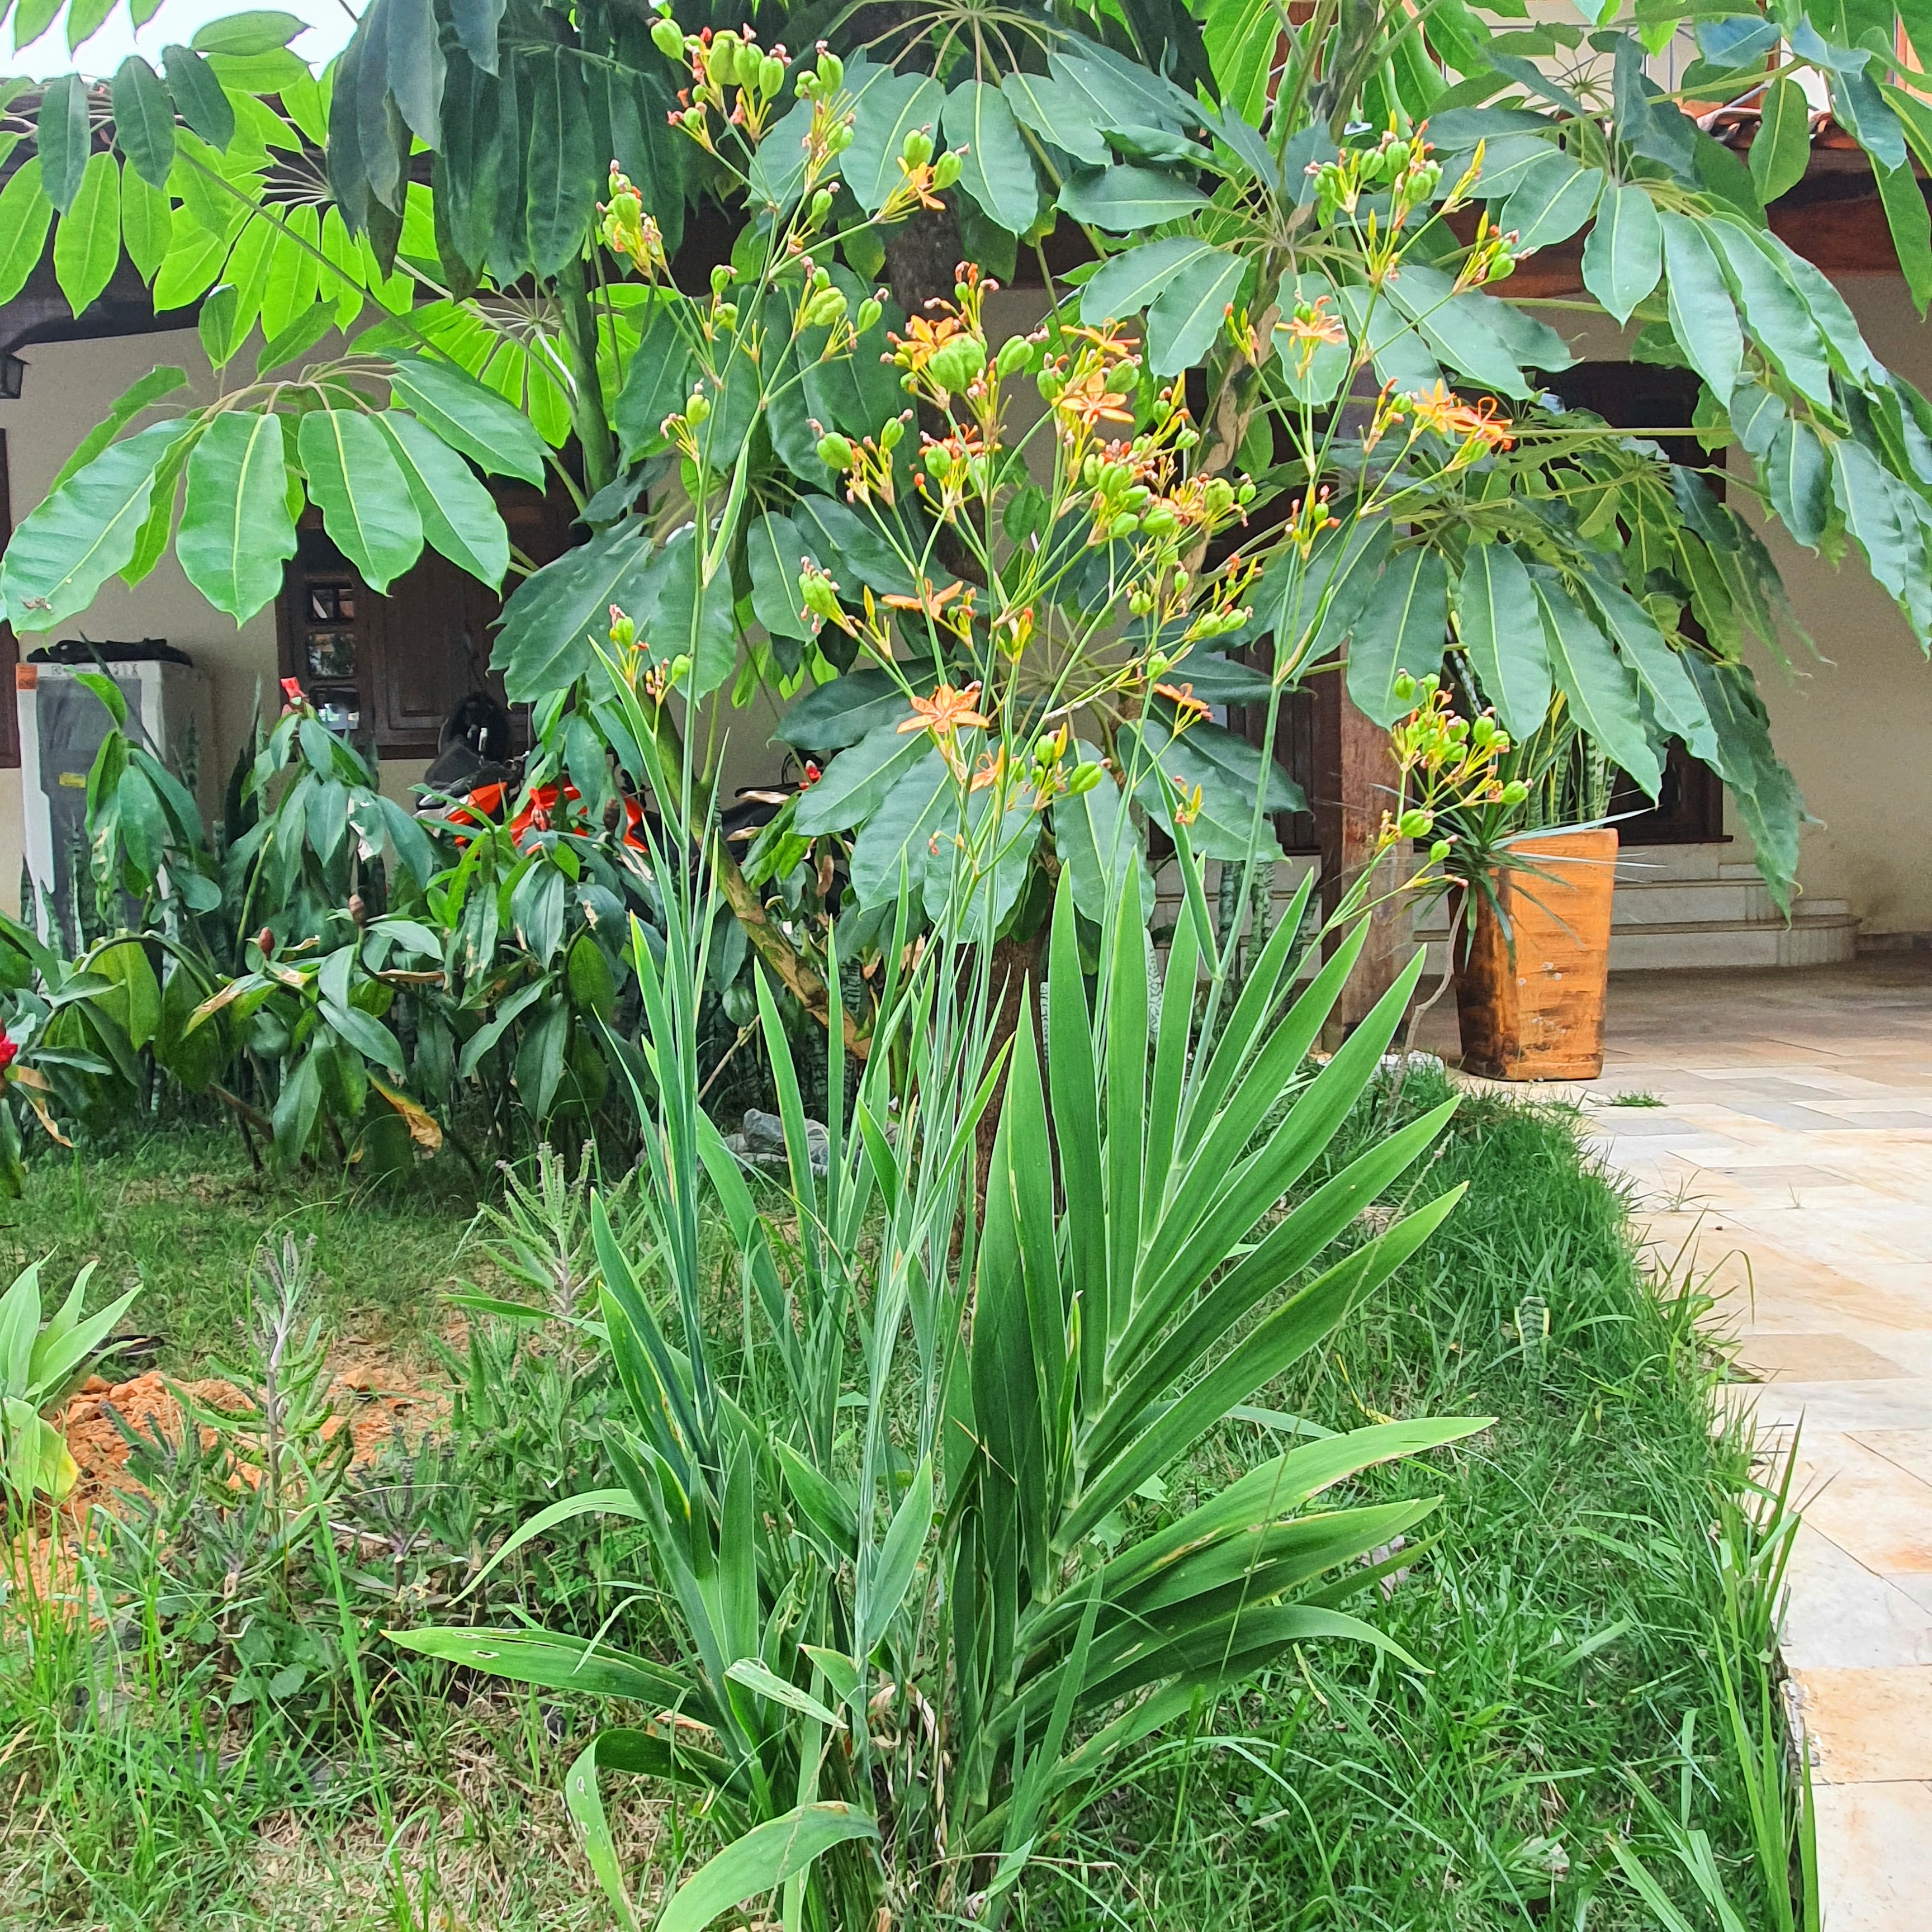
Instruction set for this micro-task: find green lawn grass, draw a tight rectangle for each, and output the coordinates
[0,1125,476,1375]
[0,1080,1791,1931]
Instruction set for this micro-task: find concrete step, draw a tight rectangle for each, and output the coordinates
[1413,878,1851,934]
[1418,911,1861,976]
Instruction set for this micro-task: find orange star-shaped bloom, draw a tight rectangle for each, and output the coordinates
[882,577,968,621]
[898,682,989,738]
[1155,681,1213,723]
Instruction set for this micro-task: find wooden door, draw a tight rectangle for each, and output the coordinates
[278,482,574,759]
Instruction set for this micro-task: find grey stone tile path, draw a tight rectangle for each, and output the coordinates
[1420,956,1932,1929]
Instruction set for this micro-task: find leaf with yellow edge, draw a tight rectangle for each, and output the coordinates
[368,1076,443,1152]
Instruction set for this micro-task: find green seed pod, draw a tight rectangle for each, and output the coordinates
[855,297,883,334]
[878,415,905,451]
[1067,760,1104,795]
[759,54,785,97]
[708,31,740,83]
[931,150,961,190]
[817,432,855,469]
[901,128,934,169]
[651,17,685,60]
[995,335,1031,378]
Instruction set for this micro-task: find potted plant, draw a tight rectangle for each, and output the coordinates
[1393,676,1620,1081]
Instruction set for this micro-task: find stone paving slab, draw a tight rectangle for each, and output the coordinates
[1421,955,1932,1930]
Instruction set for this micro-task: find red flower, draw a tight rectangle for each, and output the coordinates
[0,1033,19,1073]
[280,676,306,713]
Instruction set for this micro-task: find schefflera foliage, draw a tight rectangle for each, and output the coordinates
[396,790,1489,1927]
[13,0,1932,922]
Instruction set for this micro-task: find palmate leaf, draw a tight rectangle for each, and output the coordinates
[1144,247,1246,376]
[846,70,943,215]
[373,411,509,588]
[1533,573,1663,797]
[1660,211,1742,405]
[1346,546,1449,725]
[296,409,423,591]
[1384,262,1531,396]
[944,79,1038,235]
[177,408,297,619]
[1454,539,1550,736]
[1581,181,1662,325]
[0,418,188,632]
[1751,74,1812,204]
[1058,164,1209,231]
[0,159,54,306]
[54,151,122,318]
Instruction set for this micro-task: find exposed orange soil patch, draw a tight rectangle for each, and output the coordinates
[54,1363,451,1518]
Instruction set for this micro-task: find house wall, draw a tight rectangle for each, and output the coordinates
[1750,278,1932,937]
[0,326,281,912]
[1531,278,1932,940]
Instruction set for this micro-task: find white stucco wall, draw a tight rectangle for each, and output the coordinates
[0,327,281,911]
[1749,280,1932,936]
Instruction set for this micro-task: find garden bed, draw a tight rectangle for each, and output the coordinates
[0,1079,1796,1930]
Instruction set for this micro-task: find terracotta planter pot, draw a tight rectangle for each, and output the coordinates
[1451,828,1618,1081]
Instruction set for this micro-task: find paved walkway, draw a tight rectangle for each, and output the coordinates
[1421,956,1932,1930]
